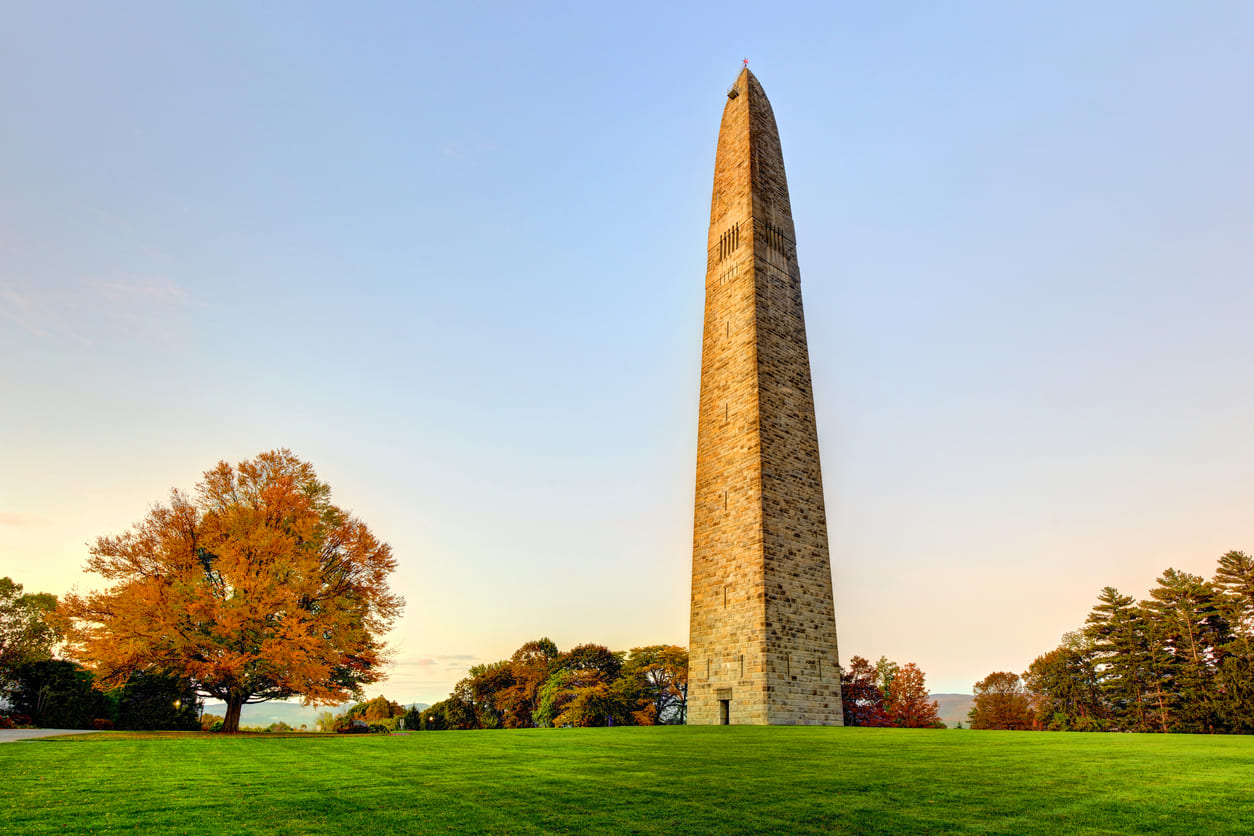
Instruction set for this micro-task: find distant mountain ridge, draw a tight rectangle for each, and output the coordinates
[931,694,975,729]
[200,700,429,729]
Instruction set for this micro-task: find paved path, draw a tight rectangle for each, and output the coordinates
[0,728,102,742]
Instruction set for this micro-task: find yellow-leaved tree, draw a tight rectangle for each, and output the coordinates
[59,450,404,732]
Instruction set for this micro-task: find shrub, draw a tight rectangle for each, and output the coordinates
[368,723,390,734]
[92,718,114,730]
[334,716,370,734]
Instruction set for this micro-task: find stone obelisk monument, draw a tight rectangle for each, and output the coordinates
[689,67,842,725]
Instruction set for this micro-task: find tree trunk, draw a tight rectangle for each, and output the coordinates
[223,695,244,733]
[1152,683,1170,733]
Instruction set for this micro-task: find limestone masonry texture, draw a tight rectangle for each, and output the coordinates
[689,68,843,725]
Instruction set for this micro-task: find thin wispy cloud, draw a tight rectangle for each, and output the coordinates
[1,276,192,344]
[0,285,68,339]
[85,276,189,307]
[397,653,479,671]
[384,653,483,699]
[0,512,48,526]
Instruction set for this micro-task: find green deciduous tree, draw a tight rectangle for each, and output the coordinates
[10,660,108,729]
[533,644,628,728]
[421,696,476,730]
[620,645,688,725]
[0,577,59,696]
[534,669,578,727]
[553,679,635,727]
[874,657,899,697]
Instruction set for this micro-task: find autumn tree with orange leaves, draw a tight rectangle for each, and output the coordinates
[884,662,943,728]
[58,450,404,733]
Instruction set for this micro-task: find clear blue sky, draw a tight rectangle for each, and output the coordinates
[3,1,1252,702]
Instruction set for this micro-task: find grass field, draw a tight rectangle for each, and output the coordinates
[4,726,1252,834]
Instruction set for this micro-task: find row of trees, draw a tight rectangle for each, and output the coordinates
[3,658,202,731]
[969,550,1254,733]
[416,639,688,729]
[839,655,944,728]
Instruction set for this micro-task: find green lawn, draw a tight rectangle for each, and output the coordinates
[4,726,1252,834]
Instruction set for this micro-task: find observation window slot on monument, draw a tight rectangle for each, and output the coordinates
[762,219,791,256]
[717,223,740,263]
